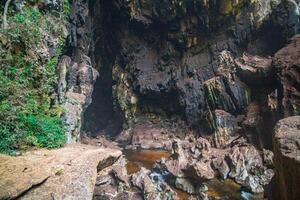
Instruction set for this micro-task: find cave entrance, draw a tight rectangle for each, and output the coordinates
[83,74,122,138]
[82,0,123,138]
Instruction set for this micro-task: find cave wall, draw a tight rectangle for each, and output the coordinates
[76,0,300,147]
[82,0,298,146]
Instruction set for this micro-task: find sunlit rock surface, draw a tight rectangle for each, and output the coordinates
[0,145,121,200]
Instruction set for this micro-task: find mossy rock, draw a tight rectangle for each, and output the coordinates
[204,75,250,114]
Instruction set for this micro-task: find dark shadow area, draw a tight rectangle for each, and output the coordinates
[82,0,124,137]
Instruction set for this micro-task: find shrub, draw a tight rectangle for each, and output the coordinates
[0,2,68,155]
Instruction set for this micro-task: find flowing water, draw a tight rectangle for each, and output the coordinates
[123,149,264,200]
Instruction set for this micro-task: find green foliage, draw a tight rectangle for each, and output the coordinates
[205,81,218,109]
[63,0,71,18]
[0,3,68,155]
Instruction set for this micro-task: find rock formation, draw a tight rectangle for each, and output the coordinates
[57,0,99,143]
[274,35,300,116]
[273,116,300,200]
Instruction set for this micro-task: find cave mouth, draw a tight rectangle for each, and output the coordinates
[82,75,123,138]
[82,0,124,138]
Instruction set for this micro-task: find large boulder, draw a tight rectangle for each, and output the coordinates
[273,116,300,200]
[0,145,121,200]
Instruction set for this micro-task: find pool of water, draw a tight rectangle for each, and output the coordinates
[123,149,171,174]
[207,179,264,200]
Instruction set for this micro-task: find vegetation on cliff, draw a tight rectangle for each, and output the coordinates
[0,0,69,154]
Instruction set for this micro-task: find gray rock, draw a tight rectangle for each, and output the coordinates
[175,177,196,194]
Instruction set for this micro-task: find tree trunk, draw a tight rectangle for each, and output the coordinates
[2,0,13,29]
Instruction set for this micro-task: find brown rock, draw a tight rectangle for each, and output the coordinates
[227,144,274,193]
[235,53,273,85]
[130,119,173,150]
[242,102,264,146]
[273,116,300,200]
[208,109,240,148]
[274,35,300,116]
[185,162,215,181]
[93,158,137,200]
[0,156,50,200]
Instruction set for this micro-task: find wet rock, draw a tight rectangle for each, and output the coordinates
[156,136,274,194]
[274,35,300,116]
[263,149,274,168]
[204,75,250,114]
[131,167,152,190]
[111,161,130,187]
[161,143,189,177]
[93,173,119,200]
[131,168,177,200]
[93,158,141,200]
[271,0,300,39]
[0,145,121,200]
[267,89,280,112]
[93,156,142,200]
[235,53,273,85]
[273,116,300,200]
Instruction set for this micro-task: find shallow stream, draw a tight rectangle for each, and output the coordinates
[123,149,264,200]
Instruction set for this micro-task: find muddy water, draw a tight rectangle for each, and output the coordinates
[207,179,264,200]
[124,149,171,174]
[123,149,263,200]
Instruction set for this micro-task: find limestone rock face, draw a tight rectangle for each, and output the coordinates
[273,116,300,200]
[85,0,299,146]
[88,0,294,134]
[0,145,121,200]
[57,55,98,143]
[57,0,99,143]
[274,35,300,116]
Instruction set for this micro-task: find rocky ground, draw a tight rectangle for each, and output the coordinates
[0,145,121,200]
